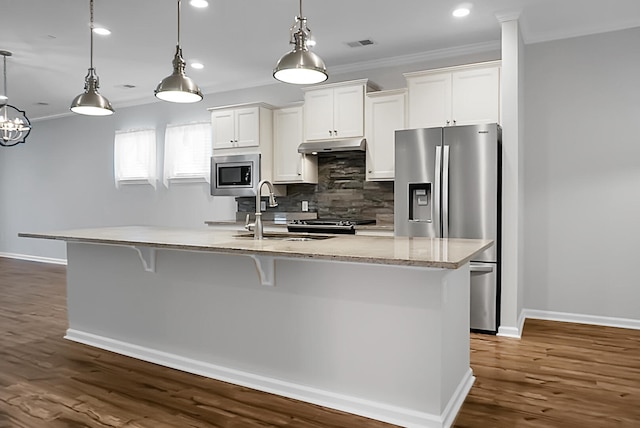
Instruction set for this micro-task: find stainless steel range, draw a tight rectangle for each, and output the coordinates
[287,219,376,234]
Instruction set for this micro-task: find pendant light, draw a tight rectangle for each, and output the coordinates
[155,0,203,103]
[70,0,114,116]
[273,0,328,85]
[0,50,31,147]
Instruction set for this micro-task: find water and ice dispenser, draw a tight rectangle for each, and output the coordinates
[408,183,432,222]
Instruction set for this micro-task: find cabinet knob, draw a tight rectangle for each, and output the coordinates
[334,130,338,135]
[446,120,450,125]
[329,130,332,136]
[368,170,372,173]
[453,120,457,125]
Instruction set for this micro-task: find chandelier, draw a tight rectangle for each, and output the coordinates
[0,50,31,147]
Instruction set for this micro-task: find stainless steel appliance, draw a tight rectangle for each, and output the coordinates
[288,219,376,234]
[394,123,501,333]
[211,153,260,196]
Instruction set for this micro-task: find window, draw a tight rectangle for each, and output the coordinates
[114,129,157,188]
[163,122,212,187]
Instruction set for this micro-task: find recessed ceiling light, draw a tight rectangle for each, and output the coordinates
[93,27,111,36]
[191,62,204,70]
[190,0,208,8]
[453,7,470,18]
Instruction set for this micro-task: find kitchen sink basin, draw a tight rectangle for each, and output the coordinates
[233,232,334,241]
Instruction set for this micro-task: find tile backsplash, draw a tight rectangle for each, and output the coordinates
[237,152,394,223]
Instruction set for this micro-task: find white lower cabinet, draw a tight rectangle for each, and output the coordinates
[365,89,407,181]
[273,105,318,184]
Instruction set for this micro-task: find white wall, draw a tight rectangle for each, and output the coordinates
[524,27,640,323]
[0,49,500,262]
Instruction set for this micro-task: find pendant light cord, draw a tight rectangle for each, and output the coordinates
[177,0,181,47]
[89,0,94,69]
[2,55,7,99]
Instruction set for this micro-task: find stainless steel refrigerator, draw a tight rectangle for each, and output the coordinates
[394,123,501,333]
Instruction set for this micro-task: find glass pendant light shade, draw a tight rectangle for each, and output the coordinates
[155,0,203,103]
[273,0,328,85]
[155,46,203,103]
[71,0,114,116]
[70,68,114,116]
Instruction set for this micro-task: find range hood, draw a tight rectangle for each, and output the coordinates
[297,138,366,154]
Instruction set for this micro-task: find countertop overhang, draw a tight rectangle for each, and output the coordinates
[19,225,493,269]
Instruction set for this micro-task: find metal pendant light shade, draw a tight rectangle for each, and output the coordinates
[70,69,114,116]
[273,0,328,85]
[155,46,203,103]
[273,43,328,85]
[70,0,114,116]
[155,0,203,103]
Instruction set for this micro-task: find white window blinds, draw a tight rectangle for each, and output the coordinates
[113,129,157,188]
[163,122,212,187]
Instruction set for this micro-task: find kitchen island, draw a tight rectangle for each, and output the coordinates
[19,226,492,428]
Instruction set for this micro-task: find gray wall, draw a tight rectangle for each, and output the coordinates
[0,49,499,261]
[524,27,640,321]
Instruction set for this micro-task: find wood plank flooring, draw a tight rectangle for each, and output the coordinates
[1,257,639,427]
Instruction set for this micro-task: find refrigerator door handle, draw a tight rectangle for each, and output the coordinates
[470,265,494,273]
[442,145,450,238]
[434,145,442,235]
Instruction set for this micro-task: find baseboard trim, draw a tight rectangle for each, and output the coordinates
[497,311,525,338]
[0,252,67,265]
[65,328,470,428]
[523,309,640,331]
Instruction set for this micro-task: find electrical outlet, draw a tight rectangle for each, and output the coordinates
[260,200,267,211]
[301,201,309,212]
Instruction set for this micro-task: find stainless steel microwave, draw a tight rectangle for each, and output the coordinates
[210,153,261,196]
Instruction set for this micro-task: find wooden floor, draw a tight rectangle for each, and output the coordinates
[1,258,639,427]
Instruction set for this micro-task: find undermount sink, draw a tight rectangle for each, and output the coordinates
[233,232,334,241]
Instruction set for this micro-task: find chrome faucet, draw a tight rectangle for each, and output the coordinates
[245,180,278,240]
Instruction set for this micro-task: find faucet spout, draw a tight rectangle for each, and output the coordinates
[254,180,278,240]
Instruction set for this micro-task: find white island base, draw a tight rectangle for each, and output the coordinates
[62,241,473,428]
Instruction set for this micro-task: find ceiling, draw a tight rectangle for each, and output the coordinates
[2,0,640,120]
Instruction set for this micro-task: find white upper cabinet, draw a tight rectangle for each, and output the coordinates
[451,66,500,126]
[303,79,375,141]
[273,105,318,184]
[405,61,500,129]
[210,104,270,150]
[406,73,451,129]
[365,89,407,181]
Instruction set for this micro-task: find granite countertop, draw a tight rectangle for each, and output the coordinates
[19,225,492,269]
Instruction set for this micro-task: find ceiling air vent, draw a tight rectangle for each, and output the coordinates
[346,39,375,48]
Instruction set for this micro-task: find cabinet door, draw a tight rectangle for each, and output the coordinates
[365,92,406,181]
[304,88,335,141]
[333,84,364,139]
[234,107,260,147]
[451,66,500,126]
[274,107,304,182]
[407,72,452,129]
[211,110,236,149]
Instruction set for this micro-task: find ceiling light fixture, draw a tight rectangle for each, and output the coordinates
[92,27,111,36]
[0,50,31,147]
[70,0,114,116]
[190,0,208,8]
[155,0,203,103]
[453,6,471,18]
[273,0,328,85]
